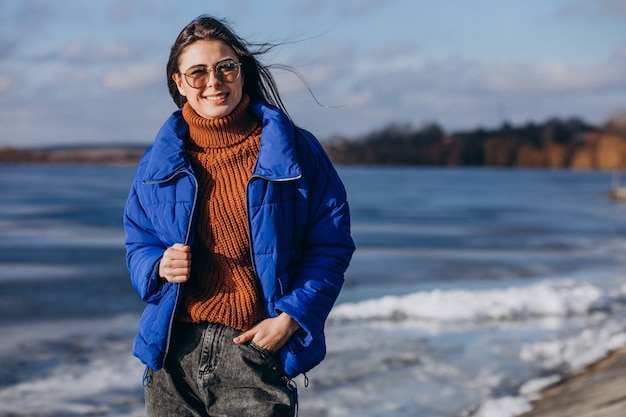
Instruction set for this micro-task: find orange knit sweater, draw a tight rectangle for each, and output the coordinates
[179,95,265,331]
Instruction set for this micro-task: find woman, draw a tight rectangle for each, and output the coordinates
[123,15,354,417]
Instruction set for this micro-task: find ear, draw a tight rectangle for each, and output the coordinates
[173,73,186,97]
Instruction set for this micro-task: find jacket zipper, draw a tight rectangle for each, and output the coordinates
[245,173,301,309]
[144,168,198,368]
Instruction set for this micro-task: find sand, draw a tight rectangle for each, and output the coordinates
[517,346,626,417]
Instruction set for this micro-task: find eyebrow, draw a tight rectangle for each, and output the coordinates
[184,64,208,72]
[183,58,238,73]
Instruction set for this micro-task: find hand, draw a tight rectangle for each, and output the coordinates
[233,313,301,352]
[158,243,191,283]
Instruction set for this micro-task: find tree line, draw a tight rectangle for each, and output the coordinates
[2,114,626,169]
[324,114,626,170]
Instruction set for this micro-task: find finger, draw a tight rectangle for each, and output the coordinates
[171,243,191,252]
[167,266,190,276]
[233,329,256,345]
[168,274,190,283]
[160,262,190,276]
[166,250,191,262]
[165,258,191,268]
[162,268,190,282]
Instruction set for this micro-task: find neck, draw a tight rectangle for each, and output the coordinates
[183,95,258,149]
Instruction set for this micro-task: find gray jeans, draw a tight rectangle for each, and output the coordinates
[145,322,296,417]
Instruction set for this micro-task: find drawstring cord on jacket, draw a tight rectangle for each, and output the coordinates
[142,366,152,387]
[286,374,309,417]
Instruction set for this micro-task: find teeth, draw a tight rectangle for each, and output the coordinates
[206,94,227,101]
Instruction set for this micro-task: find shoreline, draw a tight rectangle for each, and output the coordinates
[517,345,626,417]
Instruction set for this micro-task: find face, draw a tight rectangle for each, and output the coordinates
[173,40,243,119]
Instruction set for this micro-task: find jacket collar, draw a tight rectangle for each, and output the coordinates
[250,101,302,181]
[141,109,190,182]
[142,102,302,182]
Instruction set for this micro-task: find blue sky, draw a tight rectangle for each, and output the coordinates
[1,0,625,147]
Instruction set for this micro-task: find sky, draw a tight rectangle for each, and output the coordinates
[0,0,625,147]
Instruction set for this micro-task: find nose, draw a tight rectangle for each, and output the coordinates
[205,69,222,86]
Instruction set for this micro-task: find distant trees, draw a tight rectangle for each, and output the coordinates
[324,116,626,170]
[325,122,446,165]
[0,145,147,164]
[604,111,626,136]
[3,114,626,170]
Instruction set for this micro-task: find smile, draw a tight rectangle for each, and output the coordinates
[204,93,228,101]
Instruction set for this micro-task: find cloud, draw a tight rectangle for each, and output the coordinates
[0,1,55,61]
[102,62,162,90]
[107,0,137,22]
[60,40,89,60]
[371,41,421,60]
[99,41,134,60]
[106,0,177,23]
[1,36,155,98]
[0,34,17,60]
[334,40,626,100]
[472,46,626,94]
[278,38,626,136]
[335,0,395,17]
[272,40,358,101]
[296,0,393,18]
[0,78,173,145]
[614,43,626,59]
[11,0,57,26]
[558,0,626,20]
[0,74,14,91]
[57,39,136,63]
[58,36,143,63]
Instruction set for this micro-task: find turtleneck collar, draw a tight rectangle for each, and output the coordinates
[182,95,259,150]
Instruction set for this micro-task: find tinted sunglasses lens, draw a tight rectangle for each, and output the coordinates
[216,61,240,83]
[185,69,209,88]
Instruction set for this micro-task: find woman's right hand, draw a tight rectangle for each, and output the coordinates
[158,243,191,283]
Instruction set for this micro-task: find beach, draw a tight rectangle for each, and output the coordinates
[518,346,626,417]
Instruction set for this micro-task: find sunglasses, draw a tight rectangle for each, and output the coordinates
[180,59,242,88]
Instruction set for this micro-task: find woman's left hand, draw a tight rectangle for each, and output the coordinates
[233,312,300,351]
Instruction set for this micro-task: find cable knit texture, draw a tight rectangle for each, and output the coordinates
[179,95,265,331]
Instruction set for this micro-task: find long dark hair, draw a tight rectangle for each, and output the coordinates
[166,15,286,111]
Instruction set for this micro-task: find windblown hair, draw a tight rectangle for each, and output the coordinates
[166,15,287,111]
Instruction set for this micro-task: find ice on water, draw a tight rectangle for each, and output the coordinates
[2,166,626,417]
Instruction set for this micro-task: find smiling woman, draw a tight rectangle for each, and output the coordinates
[123,15,354,417]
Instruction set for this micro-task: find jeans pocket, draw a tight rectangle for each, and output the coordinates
[247,341,285,378]
[249,340,274,358]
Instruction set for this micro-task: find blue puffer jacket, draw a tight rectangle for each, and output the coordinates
[124,101,354,378]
